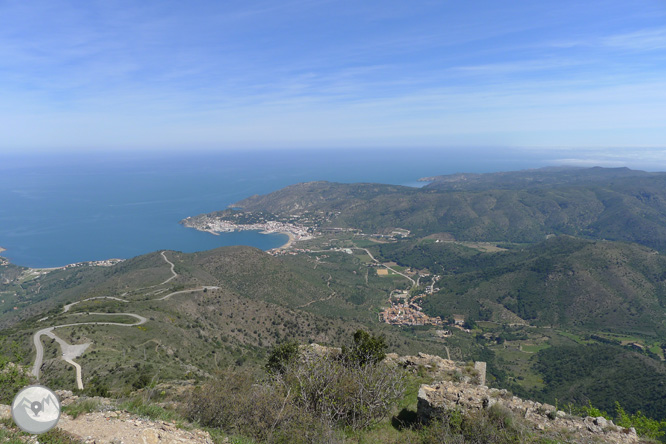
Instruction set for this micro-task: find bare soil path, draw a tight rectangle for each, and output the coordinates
[31,252,214,390]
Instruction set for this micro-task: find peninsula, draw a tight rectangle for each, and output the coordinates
[180,212,314,246]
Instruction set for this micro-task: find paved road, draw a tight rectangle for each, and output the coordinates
[30,251,188,389]
[31,313,147,384]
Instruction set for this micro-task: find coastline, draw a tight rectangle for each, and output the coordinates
[272,231,296,250]
[181,215,309,250]
[0,246,5,254]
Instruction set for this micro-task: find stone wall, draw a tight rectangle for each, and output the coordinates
[384,351,486,385]
[418,381,639,444]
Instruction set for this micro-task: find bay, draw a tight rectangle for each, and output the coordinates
[0,148,548,267]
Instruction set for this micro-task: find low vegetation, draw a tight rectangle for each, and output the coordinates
[0,342,30,404]
[187,331,405,442]
[0,417,82,444]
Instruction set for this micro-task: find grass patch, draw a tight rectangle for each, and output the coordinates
[649,344,665,360]
[120,397,183,423]
[522,344,550,353]
[0,417,83,443]
[63,398,103,418]
[557,331,584,344]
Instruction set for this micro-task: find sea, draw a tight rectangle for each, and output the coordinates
[0,148,557,268]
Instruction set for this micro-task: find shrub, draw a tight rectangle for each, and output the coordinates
[186,369,298,442]
[121,398,181,423]
[0,345,31,404]
[63,399,102,419]
[579,401,610,420]
[187,336,405,440]
[266,341,299,375]
[418,405,531,444]
[279,348,405,430]
[614,402,666,440]
[341,329,387,367]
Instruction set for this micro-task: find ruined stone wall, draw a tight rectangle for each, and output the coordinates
[384,352,486,385]
[418,381,639,444]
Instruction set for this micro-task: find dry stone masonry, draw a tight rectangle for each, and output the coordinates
[418,381,639,444]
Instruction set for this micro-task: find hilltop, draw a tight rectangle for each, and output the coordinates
[214,166,666,250]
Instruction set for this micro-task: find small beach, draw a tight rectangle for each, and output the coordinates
[276,231,296,249]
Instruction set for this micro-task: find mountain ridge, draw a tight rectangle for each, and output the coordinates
[223,166,666,250]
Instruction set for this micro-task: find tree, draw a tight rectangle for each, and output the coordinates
[266,341,300,375]
[342,329,387,367]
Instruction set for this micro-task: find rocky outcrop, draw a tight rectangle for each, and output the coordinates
[418,381,638,443]
[384,351,486,385]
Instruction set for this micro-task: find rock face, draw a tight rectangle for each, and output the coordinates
[418,381,638,443]
[384,351,486,385]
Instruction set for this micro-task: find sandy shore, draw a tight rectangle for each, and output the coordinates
[0,246,5,253]
[272,231,296,250]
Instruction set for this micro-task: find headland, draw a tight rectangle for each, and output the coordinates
[180,215,312,249]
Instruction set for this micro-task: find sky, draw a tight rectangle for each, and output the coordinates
[1,0,666,154]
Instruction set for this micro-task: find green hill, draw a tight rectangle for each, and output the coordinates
[381,236,666,335]
[0,246,452,394]
[226,167,666,250]
[534,344,666,420]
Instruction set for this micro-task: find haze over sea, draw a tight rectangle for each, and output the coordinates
[0,148,615,268]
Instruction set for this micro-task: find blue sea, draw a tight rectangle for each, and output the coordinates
[1,148,552,268]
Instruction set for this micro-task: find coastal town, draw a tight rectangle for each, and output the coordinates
[180,214,314,244]
[62,258,125,269]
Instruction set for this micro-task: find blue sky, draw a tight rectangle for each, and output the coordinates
[1,0,665,154]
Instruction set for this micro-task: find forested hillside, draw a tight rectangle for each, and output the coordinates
[231,167,666,250]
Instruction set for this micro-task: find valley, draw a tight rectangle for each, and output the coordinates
[2,166,666,433]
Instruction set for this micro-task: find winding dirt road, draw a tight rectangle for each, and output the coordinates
[159,251,177,284]
[30,251,213,390]
[32,313,147,389]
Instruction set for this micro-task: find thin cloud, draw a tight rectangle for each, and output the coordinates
[548,28,666,52]
[602,28,666,51]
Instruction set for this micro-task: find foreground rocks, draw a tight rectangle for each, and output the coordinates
[1,398,217,444]
[58,412,216,444]
[418,381,639,443]
[385,351,486,385]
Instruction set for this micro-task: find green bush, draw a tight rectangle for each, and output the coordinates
[62,399,102,419]
[0,345,31,404]
[187,334,405,441]
[417,405,532,444]
[121,398,181,422]
[342,329,387,367]
[186,369,298,442]
[266,341,299,375]
[280,350,405,430]
[614,402,666,440]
